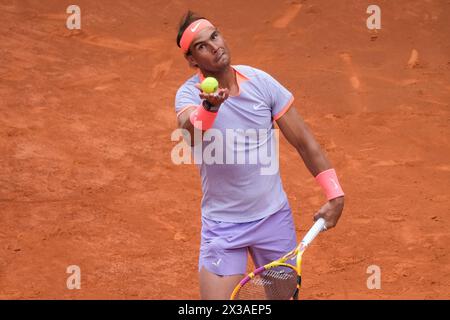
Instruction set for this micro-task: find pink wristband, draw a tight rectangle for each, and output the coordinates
[189,105,218,131]
[315,168,345,201]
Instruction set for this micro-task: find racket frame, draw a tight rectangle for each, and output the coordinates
[230,218,325,300]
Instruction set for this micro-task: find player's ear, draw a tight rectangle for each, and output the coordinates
[186,54,199,68]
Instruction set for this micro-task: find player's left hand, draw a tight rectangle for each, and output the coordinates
[313,196,344,231]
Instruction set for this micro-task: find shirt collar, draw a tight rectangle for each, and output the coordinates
[197,65,249,87]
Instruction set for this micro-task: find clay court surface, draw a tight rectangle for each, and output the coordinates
[1,0,449,299]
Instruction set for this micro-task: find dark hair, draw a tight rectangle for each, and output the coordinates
[176,11,205,51]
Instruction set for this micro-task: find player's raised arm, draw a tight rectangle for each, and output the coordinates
[176,84,229,146]
[276,106,345,230]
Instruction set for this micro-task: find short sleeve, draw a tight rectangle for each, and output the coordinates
[261,72,294,120]
[174,84,201,117]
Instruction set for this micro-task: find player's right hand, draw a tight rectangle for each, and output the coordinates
[195,83,230,108]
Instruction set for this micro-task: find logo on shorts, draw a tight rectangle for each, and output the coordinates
[212,258,222,267]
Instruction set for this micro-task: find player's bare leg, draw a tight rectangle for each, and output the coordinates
[199,267,243,300]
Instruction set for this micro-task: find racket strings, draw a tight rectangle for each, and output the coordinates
[235,266,298,300]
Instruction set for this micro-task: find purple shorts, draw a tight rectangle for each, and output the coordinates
[199,201,298,276]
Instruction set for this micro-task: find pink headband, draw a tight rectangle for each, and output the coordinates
[180,19,215,53]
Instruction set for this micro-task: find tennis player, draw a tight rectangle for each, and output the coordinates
[174,11,345,300]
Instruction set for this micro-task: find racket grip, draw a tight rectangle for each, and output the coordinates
[300,218,326,247]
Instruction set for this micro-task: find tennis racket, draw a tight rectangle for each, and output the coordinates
[230,218,326,300]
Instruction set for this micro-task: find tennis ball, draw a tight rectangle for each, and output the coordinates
[200,77,219,94]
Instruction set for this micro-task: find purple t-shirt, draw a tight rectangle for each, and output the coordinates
[175,65,294,223]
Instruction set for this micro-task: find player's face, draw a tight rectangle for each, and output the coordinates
[187,27,231,72]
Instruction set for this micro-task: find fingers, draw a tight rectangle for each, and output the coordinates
[313,204,326,221]
[199,93,218,101]
[196,83,228,95]
[313,206,333,231]
[313,211,326,223]
[215,88,229,102]
[197,87,230,106]
[219,88,229,100]
[198,91,216,99]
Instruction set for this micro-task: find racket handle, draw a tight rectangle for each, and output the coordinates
[300,218,326,248]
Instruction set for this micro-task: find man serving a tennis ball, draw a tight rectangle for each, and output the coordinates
[174,11,345,300]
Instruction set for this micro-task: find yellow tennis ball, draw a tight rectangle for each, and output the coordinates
[200,77,219,93]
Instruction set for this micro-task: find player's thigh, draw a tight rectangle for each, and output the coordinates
[199,217,249,276]
[198,217,249,299]
[199,267,243,300]
[249,205,298,268]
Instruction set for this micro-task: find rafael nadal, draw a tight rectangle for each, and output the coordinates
[174,11,345,300]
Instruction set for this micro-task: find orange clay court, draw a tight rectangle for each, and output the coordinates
[0,0,449,299]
